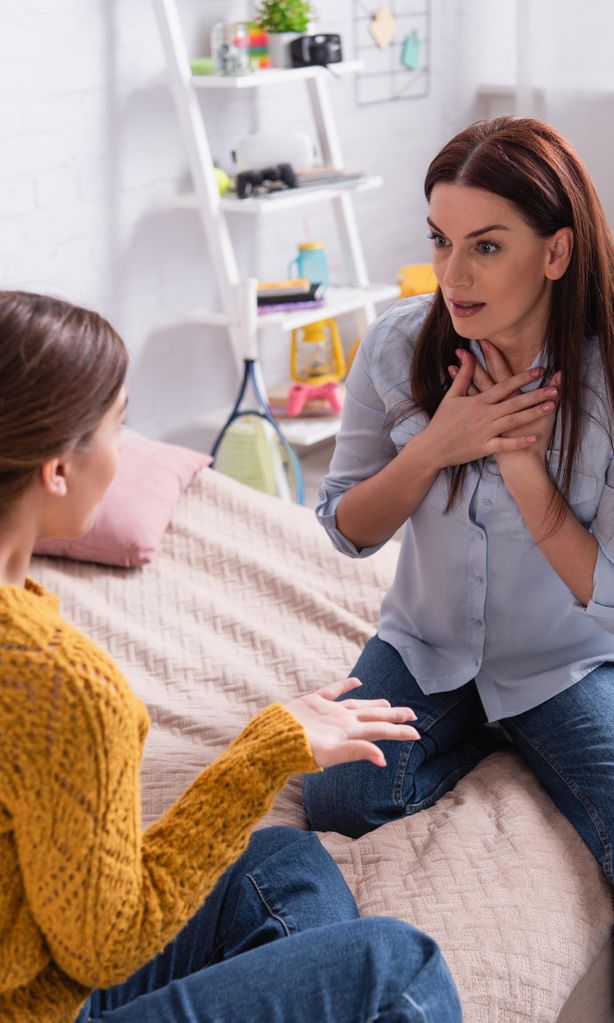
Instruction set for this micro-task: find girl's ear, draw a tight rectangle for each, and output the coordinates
[40,457,68,497]
[545,227,573,281]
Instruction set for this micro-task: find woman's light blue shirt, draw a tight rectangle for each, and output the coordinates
[316,295,614,721]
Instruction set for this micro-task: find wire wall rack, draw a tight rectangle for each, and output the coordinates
[353,1,431,106]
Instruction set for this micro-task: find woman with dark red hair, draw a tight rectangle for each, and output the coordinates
[305,117,614,893]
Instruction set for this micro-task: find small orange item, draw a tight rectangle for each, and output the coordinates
[397,263,437,297]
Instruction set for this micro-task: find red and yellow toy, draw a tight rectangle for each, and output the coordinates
[287,318,346,417]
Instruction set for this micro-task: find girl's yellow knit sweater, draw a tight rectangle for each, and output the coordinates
[0,580,318,1023]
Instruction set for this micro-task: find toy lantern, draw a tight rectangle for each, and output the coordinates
[290,318,346,384]
[287,318,346,416]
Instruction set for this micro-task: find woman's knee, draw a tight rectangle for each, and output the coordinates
[303,759,404,838]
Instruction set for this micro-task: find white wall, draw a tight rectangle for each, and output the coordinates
[0,0,506,446]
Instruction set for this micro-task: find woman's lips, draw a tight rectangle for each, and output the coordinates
[449,299,486,318]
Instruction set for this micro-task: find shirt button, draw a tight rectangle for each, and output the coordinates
[483,498,493,507]
[472,617,483,626]
[473,575,484,585]
[473,657,479,667]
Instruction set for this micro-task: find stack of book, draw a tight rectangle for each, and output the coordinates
[295,168,367,189]
[257,278,325,315]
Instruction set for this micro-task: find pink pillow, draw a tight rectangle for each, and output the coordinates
[34,430,212,567]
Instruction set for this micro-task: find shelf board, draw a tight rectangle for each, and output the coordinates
[192,407,341,449]
[278,415,341,447]
[185,284,399,331]
[165,176,382,216]
[221,176,382,214]
[191,61,362,89]
[258,284,399,330]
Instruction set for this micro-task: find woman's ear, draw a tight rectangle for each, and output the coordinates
[40,457,68,497]
[545,227,573,281]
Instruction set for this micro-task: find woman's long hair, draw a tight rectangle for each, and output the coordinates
[410,116,614,509]
[0,291,128,516]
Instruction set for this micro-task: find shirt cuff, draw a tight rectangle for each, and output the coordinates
[317,492,387,559]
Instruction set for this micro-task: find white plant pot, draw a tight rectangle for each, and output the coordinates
[267,31,301,68]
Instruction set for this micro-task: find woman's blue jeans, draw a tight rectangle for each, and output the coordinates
[75,826,462,1022]
[304,635,614,887]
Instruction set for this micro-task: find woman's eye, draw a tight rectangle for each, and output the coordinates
[476,240,499,255]
[427,232,448,248]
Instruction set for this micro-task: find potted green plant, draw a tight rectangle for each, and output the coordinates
[256,0,315,68]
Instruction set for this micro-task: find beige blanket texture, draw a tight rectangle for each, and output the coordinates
[32,468,613,1022]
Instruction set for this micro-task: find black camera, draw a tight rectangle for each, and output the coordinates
[290,33,343,68]
[236,163,298,199]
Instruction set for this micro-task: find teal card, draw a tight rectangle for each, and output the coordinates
[401,31,421,70]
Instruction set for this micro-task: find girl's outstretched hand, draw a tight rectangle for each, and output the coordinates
[285,677,419,769]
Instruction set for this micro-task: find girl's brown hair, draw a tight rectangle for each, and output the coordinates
[409,116,614,509]
[0,291,128,514]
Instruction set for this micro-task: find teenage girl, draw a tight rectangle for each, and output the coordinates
[0,291,462,1022]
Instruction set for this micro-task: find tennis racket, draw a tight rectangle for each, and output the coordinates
[211,280,305,505]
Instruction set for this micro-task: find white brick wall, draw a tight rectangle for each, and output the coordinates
[0,0,513,444]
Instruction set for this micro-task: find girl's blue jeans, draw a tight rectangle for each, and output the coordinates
[76,825,462,1022]
[304,635,614,887]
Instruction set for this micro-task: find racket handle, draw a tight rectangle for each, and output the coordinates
[238,278,259,360]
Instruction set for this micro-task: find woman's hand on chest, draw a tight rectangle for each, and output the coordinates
[422,345,559,471]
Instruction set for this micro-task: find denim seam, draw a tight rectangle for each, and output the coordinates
[246,872,292,936]
[393,689,477,809]
[401,991,429,1021]
[510,720,613,882]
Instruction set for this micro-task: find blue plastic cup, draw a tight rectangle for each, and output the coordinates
[288,242,329,288]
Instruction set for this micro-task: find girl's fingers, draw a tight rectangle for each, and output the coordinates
[318,676,363,699]
[343,698,392,710]
[351,722,420,742]
[352,705,417,723]
[334,740,388,767]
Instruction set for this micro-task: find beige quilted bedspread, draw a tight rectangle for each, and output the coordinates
[31,468,612,1022]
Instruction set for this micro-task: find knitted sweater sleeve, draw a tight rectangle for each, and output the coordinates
[8,643,318,990]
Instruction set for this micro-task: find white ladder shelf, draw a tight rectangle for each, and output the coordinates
[152,0,399,447]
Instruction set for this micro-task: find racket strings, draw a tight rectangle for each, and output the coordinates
[214,413,301,503]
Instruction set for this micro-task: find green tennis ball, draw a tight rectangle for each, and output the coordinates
[214,167,230,195]
[191,57,215,75]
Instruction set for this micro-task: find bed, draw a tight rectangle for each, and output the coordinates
[31,466,613,1022]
